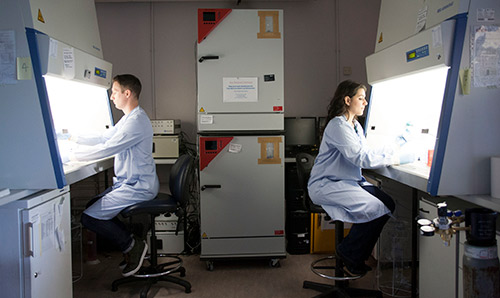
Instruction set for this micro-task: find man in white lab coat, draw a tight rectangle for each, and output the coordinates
[68,74,159,277]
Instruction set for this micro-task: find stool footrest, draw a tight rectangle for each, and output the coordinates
[310,255,364,281]
[133,256,183,278]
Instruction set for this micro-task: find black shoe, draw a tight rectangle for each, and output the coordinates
[343,263,368,276]
[119,235,133,269]
[335,249,367,276]
[122,238,148,277]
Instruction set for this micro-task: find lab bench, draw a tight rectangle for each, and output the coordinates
[0,158,114,208]
[364,169,500,298]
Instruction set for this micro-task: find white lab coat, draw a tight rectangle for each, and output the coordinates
[74,106,159,220]
[308,115,394,223]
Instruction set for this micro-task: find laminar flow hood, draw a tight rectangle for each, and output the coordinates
[364,0,500,196]
[0,0,113,190]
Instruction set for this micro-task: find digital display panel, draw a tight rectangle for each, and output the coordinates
[203,12,216,22]
[205,140,217,151]
[406,44,429,62]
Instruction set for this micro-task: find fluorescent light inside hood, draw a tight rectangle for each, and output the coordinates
[366,65,450,171]
[44,75,113,136]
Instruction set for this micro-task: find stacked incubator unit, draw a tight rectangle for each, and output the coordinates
[196,9,286,269]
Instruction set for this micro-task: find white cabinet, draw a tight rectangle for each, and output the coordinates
[419,198,458,298]
[0,187,72,298]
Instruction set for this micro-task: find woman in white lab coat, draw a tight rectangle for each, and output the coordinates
[308,80,411,275]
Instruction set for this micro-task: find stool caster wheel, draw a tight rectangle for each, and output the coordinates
[179,267,186,277]
[206,261,214,271]
[269,258,281,268]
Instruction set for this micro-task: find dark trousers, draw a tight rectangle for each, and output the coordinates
[337,185,395,265]
[80,188,133,252]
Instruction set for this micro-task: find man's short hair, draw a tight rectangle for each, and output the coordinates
[113,74,142,99]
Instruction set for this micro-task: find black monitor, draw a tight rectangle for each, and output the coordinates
[284,117,317,147]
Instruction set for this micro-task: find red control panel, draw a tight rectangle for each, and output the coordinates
[198,8,232,43]
[199,136,233,171]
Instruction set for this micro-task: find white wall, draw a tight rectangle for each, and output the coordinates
[95,0,380,140]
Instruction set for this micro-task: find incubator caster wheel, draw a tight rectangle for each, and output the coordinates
[206,260,214,271]
[269,258,280,268]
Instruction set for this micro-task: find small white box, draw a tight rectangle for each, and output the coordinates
[155,213,179,231]
[152,135,179,158]
[147,231,184,254]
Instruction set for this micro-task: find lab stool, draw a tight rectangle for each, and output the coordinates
[111,154,194,297]
[295,153,382,297]
[110,195,191,296]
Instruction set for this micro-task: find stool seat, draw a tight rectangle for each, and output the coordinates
[120,193,178,217]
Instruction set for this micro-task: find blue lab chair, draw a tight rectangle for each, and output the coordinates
[111,154,194,297]
[296,152,382,298]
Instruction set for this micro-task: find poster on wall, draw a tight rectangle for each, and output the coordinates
[0,30,16,84]
[471,25,500,88]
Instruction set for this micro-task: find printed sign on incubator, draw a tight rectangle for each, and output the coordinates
[223,77,258,102]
